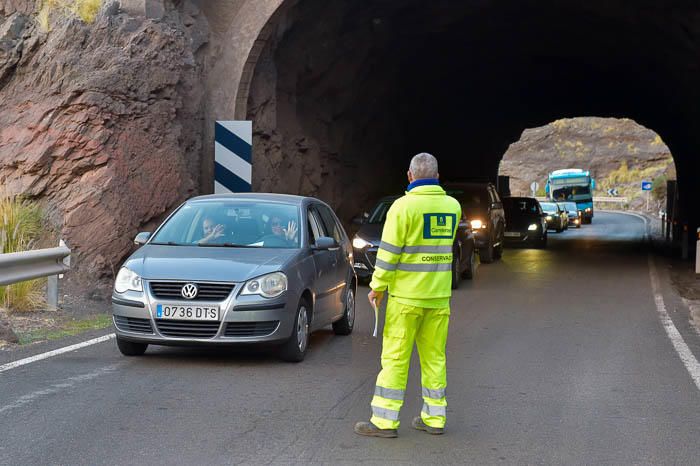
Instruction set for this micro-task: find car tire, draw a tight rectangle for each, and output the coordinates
[462,247,477,280]
[536,233,548,249]
[116,337,148,356]
[494,231,504,260]
[480,238,495,264]
[451,253,461,290]
[280,299,310,363]
[332,286,355,336]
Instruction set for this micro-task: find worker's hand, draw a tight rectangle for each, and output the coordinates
[368,289,385,308]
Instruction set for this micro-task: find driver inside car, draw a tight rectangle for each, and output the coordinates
[262,215,298,247]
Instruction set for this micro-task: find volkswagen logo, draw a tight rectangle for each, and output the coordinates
[181,283,198,299]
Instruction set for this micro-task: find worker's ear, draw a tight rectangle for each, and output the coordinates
[436,173,440,180]
[407,170,414,183]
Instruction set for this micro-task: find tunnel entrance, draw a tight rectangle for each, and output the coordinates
[242,0,699,232]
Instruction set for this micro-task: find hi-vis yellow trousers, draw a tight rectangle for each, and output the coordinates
[370,297,449,429]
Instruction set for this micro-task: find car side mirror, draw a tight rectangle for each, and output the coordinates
[352,216,364,225]
[313,236,339,250]
[134,232,151,245]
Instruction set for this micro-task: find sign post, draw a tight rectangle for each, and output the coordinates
[530,181,539,198]
[641,180,652,211]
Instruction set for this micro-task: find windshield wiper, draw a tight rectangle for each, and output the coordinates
[150,241,184,246]
[197,242,260,248]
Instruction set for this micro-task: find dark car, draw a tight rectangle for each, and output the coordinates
[557,201,582,228]
[352,195,477,289]
[540,201,567,232]
[444,182,505,263]
[502,197,547,248]
[112,193,356,362]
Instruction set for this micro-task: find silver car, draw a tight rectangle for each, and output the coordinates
[112,193,356,362]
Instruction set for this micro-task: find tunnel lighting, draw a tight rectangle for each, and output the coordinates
[352,236,372,249]
[528,224,538,231]
[470,219,485,229]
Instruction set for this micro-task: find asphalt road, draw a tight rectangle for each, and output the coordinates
[1,212,699,465]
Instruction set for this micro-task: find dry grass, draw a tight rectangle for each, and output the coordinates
[38,0,103,31]
[0,194,46,312]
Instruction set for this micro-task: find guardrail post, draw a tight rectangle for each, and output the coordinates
[47,275,58,310]
[696,228,700,275]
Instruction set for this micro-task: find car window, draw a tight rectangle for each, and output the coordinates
[446,187,489,209]
[540,202,559,213]
[151,200,301,248]
[307,209,323,245]
[317,205,345,244]
[504,198,539,214]
[368,199,396,224]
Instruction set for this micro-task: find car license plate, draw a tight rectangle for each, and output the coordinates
[504,231,520,237]
[155,304,219,321]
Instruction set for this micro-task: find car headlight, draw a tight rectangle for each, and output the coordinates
[470,219,485,229]
[352,236,372,249]
[114,267,143,294]
[585,207,592,212]
[528,224,538,231]
[545,215,553,221]
[241,272,288,298]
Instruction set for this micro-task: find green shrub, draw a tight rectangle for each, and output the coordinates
[0,195,46,312]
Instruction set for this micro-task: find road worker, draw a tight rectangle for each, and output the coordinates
[354,152,461,438]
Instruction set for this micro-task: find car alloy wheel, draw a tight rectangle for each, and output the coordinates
[346,288,355,328]
[296,305,309,353]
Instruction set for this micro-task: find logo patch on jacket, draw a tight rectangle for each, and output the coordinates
[423,213,456,239]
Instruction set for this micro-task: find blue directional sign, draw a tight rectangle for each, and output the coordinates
[641,180,652,191]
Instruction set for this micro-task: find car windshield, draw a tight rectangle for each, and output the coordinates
[540,202,558,213]
[447,187,489,209]
[151,200,301,248]
[368,199,397,224]
[564,202,578,211]
[504,198,539,215]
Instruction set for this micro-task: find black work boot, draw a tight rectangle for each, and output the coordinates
[353,421,398,438]
[412,416,445,435]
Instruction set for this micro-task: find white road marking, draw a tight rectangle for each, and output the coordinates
[0,333,115,374]
[0,365,119,415]
[648,255,700,392]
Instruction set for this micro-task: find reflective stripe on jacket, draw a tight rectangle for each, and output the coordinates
[369,183,461,306]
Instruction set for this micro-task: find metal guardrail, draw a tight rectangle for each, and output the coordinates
[535,197,628,203]
[0,245,71,286]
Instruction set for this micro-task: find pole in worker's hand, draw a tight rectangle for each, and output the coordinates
[370,298,379,337]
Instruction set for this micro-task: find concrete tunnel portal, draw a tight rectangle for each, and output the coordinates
[219,0,700,232]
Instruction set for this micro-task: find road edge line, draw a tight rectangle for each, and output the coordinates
[647,255,700,392]
[0,333,116,374]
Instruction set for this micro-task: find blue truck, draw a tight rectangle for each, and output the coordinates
[545,169,596,224]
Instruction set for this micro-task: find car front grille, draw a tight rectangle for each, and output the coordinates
[114,315,153,334]
[149,282,235,301]
[155,320,222,338]
[224,321,279,337]
[363,248,378,268]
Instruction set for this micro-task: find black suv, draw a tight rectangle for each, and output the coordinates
[444,182,505,263]
[351,195,477,288]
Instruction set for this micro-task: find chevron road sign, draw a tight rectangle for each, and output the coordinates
[214,121,252,193]
[607,188,619,196]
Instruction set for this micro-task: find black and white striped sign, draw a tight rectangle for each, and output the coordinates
[214,121,252,193]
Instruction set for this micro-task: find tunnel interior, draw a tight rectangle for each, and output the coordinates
[246,0,699,225]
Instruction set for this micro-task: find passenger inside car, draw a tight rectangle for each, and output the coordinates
[198,216,227,244]
[262,215,298,247]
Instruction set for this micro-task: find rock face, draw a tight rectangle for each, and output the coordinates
[0,1,208,289]
[499,118,676,213]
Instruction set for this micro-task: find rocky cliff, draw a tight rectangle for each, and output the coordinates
[0,1,207,291]
[499,117,676,213]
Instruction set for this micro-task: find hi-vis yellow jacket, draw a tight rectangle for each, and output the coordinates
[370,181,462,308]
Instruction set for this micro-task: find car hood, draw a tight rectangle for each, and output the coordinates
[123,245,301,282]
[355,223,384,245]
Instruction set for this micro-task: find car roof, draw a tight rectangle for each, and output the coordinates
[504,196,537,201]
[188,192,310,206]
